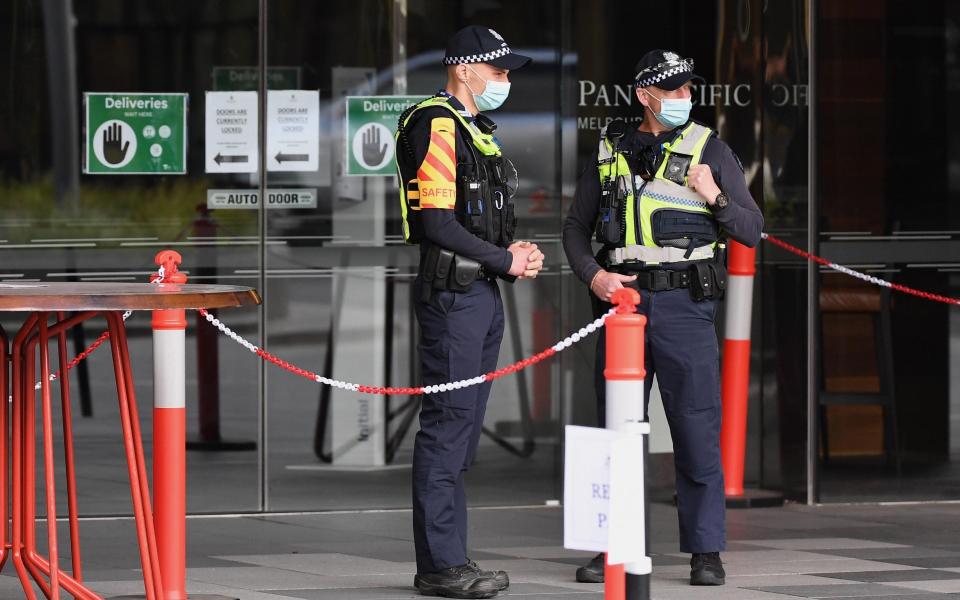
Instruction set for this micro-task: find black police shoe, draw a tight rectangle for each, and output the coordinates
[575,553,605,583]
[690,552,725,585]
[414,564,499,598]
[467,558,509,590]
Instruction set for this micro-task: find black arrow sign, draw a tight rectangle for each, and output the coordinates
[275,152,310,163]
[214,153,249,165]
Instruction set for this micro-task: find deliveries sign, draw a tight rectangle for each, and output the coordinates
[345,96,422,176]
[84,93,188,175]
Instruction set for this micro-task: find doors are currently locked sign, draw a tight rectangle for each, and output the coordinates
[84,93,188,175]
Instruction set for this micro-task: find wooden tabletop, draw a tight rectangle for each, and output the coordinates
[0,282,261,311]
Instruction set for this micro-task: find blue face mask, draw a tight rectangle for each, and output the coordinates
[645,89,692,128]
[467,66,510,112]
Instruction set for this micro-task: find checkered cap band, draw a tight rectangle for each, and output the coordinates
[444,46,512,65]
[635,61,693,88]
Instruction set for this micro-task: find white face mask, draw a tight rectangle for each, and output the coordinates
[644,88,693,128]
[465,65,511,112]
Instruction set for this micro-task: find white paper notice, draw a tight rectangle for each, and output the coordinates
[205,91,258,173]
[607,427,650,571]
[564,425,618,553]
[267,90,319,172]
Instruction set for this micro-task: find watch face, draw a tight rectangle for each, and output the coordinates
[716,193,728,208]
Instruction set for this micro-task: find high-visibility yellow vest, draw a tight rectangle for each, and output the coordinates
[395,95,512,245]
[596,120,720,265]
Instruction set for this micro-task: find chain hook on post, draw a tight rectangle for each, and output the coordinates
[152,250,187,285]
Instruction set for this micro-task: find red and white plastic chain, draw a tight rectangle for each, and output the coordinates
[37,233,958,396]
[33,275,161,390]
[762,233,960,306]
[197,307,613,395]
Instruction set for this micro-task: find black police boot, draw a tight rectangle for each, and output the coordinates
[413,564,499,598]
[467,558,509,591]
[690,552,725,585]
[575,553,604,583]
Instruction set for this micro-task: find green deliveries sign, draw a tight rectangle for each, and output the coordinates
[345,95,422,176]
[84,92,188,175]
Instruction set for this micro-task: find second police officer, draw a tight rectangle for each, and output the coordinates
[563,50,764,587]
[395,26,543,599]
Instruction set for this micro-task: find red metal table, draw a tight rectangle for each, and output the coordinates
[0,281,260,600]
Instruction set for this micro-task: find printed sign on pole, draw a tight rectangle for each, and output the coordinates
[563,425,618,553]
[205,91,258,173]
[84,92,187,174]
[267,90,319,172]
[563,424,650,566]
[607,428,650,569]
[345,95,422,176]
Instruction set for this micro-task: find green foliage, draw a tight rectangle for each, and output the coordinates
[0,176,258,242]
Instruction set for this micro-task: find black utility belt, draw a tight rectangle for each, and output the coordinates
[419,246,492,301]
[611,261,727,301]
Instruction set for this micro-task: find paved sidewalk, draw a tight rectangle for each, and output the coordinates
[7,501,960,598]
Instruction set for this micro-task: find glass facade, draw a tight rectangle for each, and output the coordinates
[0,0,956,515]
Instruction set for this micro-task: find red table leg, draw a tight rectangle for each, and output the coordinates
[20,316,100,600]
[57,312,83,581]
[11,314,40,599]
[37,315,62,599]
[0,325,8,572]
[4,311,166,600]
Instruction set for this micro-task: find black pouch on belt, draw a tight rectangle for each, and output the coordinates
[449,254,481,292]
[419,246,441,301]
[709,262,727,299]
[689,262,715,302]
[433,249,455,291]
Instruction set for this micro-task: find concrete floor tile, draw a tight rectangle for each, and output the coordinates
[214,553,415,575]
[813,569,960,583]
[749,582,922,597]
[887,579,960,593]
[738,538,910,551]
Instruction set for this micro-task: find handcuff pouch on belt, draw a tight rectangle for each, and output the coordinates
[419,245,482,302]
[689,261,727,302]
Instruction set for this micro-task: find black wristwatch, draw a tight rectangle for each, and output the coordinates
[712,192,729,210]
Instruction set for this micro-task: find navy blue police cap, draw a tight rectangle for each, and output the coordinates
[634,49,705,90]
[443,25,532,70]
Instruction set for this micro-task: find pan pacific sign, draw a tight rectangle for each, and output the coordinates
[576,81,808,130]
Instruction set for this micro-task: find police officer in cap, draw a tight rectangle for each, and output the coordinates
[395,25,542,598]
[563,50,764,586]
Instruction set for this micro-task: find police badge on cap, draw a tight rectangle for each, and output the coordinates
[443,25,532,70]
[634,49,705,90]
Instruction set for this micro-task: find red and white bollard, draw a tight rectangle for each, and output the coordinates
[720,241,754,498]
[720,242,782,508]
[604,288,651,600]
[151,251,188,600]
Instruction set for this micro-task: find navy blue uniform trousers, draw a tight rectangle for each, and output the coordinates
[412,278,504,574]
[594,287,726,553]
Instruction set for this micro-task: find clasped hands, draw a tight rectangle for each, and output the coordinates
[507,241,545,279]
